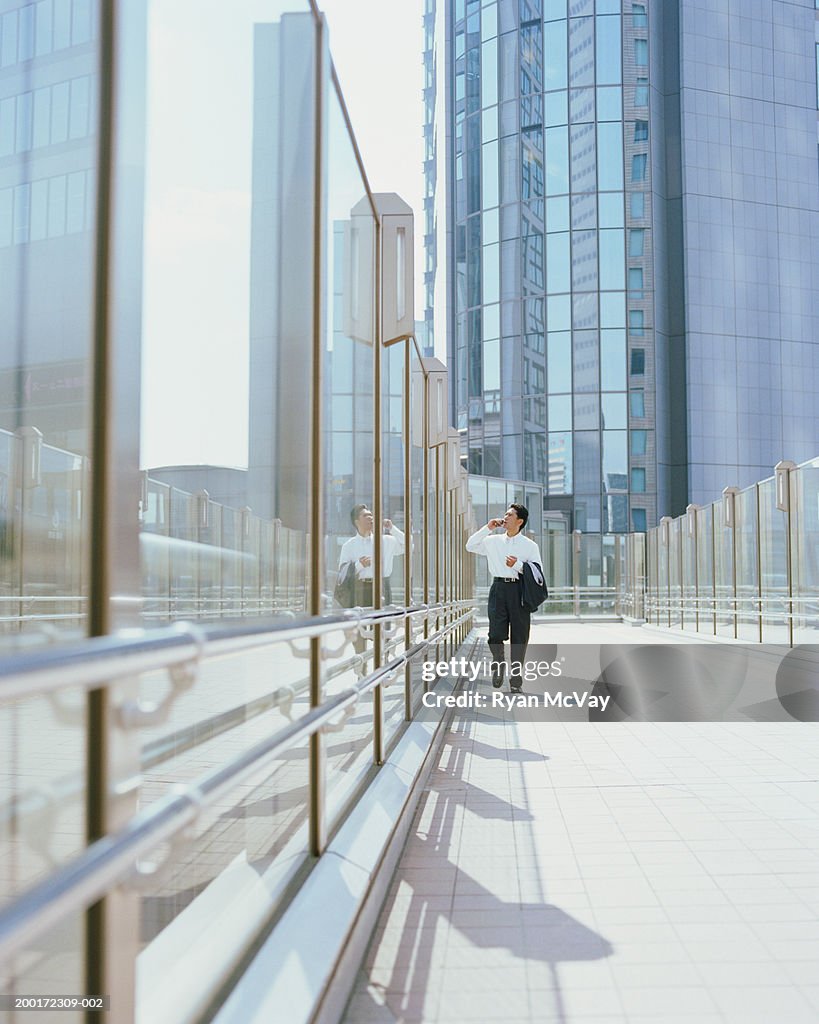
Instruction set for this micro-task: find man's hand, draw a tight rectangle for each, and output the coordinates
[505,555,518,568]
[359,555,372,567]
[488,518,504,529]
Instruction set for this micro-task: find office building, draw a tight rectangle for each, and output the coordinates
[425,0,819,531]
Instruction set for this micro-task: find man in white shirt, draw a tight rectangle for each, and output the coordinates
[338,504,405,607]
[466,503,542,692]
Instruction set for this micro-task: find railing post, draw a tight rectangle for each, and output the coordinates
[572,530,581,617]
[775,460,796,648]
[309,11,328,857]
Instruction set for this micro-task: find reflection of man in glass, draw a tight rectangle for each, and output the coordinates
[339,504,405,608]
[466,504,541,693]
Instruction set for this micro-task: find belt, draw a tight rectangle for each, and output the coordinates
[494,576,520,583]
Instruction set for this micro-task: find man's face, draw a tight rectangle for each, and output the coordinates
[502,507,523,534]
[356,507,374,535]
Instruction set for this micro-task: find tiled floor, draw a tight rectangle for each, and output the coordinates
[343,625,819,1023]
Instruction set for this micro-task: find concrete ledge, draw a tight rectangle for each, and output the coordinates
[212,640,478,1024]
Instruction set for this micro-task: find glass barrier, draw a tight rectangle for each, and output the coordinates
[0,0,100,652]
[0,689,86,1018]
[133,638,313,1017]
[696,504,713,634]
[735,485,760,641]
[758,477,789,643]
[792,458,819,645]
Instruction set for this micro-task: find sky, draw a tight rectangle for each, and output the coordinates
[140,0,426,471]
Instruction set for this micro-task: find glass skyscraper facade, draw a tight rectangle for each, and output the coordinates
[425,0,819,533]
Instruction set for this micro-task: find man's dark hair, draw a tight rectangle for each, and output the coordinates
[509,502,529,528]
[350,503,370,527]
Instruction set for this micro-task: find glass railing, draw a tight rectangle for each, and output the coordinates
[0,3,475,1021]
[643,459,819,645]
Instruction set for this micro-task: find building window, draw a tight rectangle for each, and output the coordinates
[631,429,647,455]
[634,77,649,106]
[634,39,648,66]
[628,309,645,335]
[631,508,647,532]
[630,192,645,219]
[632,4,647,28]
[630,349,645,375]
[628,267,644,295]
[634,120,648,142]
[630,467,647,492]
[631,153,647,181]
[629,228,645,256]
[629,390,645,417]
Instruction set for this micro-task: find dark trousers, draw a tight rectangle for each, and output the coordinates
[351,578,393,655]
[487,579,531,681]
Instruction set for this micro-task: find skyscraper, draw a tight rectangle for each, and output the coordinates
[425,0,819,533]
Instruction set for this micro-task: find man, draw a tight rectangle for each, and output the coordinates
[466,503,542,692]
[338,504,405,608]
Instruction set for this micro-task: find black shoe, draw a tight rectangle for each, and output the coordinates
[492,673,504,689]
[510,683,523,694]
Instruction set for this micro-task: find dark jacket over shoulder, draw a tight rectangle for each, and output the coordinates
[521,561,549,612]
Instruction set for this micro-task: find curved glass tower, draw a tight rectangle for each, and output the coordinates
[425,0,819,534]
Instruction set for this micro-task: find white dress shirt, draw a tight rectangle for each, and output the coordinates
[339,526,405,579]
[465,525,542,580]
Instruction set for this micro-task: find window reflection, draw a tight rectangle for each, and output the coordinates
[548,431,573,493]
[600,329,626,389]
[545,126,569,194]
[599,228,625,290]
[548,394,572,431]
[597,122,623,189]
[601,393,627,429]
[544,20,568,90]
[602,429,628,485]
[595,15,622,85]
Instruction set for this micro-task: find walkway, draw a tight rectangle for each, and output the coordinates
[343,623,819,1023]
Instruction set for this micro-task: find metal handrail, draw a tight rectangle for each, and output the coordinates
[0,601,475,703]
[0,606,474,966]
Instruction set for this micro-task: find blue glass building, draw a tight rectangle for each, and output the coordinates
[424,0,819,533]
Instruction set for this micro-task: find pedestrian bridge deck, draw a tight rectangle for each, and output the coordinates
[343,623,819,1024]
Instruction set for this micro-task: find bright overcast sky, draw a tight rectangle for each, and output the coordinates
[319,0,426,311]
[140,1,425,470]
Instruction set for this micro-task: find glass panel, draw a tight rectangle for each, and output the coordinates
[735,486,759,641]
[714,496,734,638]
[696,504,714,635]
[136,654,312,1002]
[1,912,84,1024]
[597,122,623,190]
[0,2,100,651]
[547,331,572,392]
[600,329,626,390]
[792,459,819,645]
[548,432,573,494]
[599,228,625,289]
[544,19,567,90]
[758,477,789,643]
[669,518,682,627]
[131,7,316,1018]
[595,15,622,84]
[602,429,627,486]
[601,392,626,428]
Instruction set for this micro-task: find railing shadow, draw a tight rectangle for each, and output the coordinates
[347,677,613,1023]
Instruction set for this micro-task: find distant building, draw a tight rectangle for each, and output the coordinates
[425,0,819,532]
